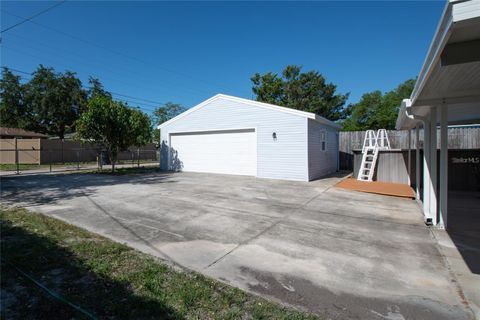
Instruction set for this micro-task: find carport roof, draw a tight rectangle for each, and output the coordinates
[396,0,480,130]
[158,94,341,130]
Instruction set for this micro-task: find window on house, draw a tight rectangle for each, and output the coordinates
[320,131,327,151]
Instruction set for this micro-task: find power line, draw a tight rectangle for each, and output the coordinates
[2,42,208,105]
[0,1,65,34]
[1,45,177,103]
[108,92,163,105]
[0,8,235,93]
[5,67,162,112]
[4,32,209,97]
[3,65,164,106]
[116,98,157,110]
[1,66,32,75]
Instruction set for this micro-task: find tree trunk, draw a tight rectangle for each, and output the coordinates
[59,125,65,140]
[111,152,117,173]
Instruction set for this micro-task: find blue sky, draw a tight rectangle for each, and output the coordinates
[1,1,444,115]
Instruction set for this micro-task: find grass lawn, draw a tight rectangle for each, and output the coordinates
[0,162,159,174]
[0,162,97,172]
[1,208,319,320]
[97,166,162,175]
[0,163,45,171]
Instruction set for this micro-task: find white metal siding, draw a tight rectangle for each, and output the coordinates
[308,119,339,180]
[161,97,309,181]
[452,0,480,22]
[170,129,256,176]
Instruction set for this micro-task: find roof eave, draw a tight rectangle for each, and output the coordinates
[314,115,342,129]
[410,1,454,108]
[396,1,454,130]
[396,99,423,130]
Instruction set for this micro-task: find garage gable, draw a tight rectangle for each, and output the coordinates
[158,94,340,130]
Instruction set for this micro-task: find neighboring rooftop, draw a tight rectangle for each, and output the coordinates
[49,132,77,140]
[0,127,49,139]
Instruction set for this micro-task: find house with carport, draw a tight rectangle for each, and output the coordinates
[396,0,480,231]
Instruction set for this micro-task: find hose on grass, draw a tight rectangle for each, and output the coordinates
[2,258,98,320]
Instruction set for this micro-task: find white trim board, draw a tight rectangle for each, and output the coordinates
[168,127,256,135]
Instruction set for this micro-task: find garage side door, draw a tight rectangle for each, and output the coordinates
[170,129,256,176]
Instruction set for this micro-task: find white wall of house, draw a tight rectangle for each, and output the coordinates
[308,119,339,180]
[160,95,339,181]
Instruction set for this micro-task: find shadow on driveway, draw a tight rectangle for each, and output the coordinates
[0,171,177,207]
[447,191,480,275]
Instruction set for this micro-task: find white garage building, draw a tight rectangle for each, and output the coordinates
[159,94,340,181]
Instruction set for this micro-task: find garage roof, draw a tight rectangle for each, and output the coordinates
[158,94,341,130]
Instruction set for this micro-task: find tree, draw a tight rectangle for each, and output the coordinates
[251,65,349,121]
[152,102,186,126]
[131,107,153,147]
[76,96,152,172]
[0,68,29,128]
[24,65,87,138]
[152,102,186,143]
[87,77,111,100]
[341,79,415,131]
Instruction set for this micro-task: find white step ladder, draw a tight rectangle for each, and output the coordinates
[358,146,379,181]
[357,129,390,182]
[376,129,391,150]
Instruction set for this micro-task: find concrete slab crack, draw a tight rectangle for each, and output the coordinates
[204,189,330,270]
[84,195,181,265]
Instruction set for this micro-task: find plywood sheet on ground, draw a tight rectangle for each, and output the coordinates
[335,178,415,199]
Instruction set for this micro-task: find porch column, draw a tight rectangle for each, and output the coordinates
[439,106,448,228]
[423,119,431,220]
[429,107,438,225]
[408,129,412,186]
[415,124,420,200]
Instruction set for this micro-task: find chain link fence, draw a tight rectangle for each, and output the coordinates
[0,139,158,175]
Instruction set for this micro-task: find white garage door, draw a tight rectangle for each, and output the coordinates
[170,129,256,176]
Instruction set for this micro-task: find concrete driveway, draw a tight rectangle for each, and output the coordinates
[0,171,474,319]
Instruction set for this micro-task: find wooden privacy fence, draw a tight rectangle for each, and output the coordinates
[0,139,41,164]
[0,138,157,165]
[339,127,480,170]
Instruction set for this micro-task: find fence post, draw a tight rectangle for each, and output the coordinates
[98,151,103,172]
[50,150,52,172]
[15,138,19,174]
[137,148,140,168]
[76,150,80,170]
